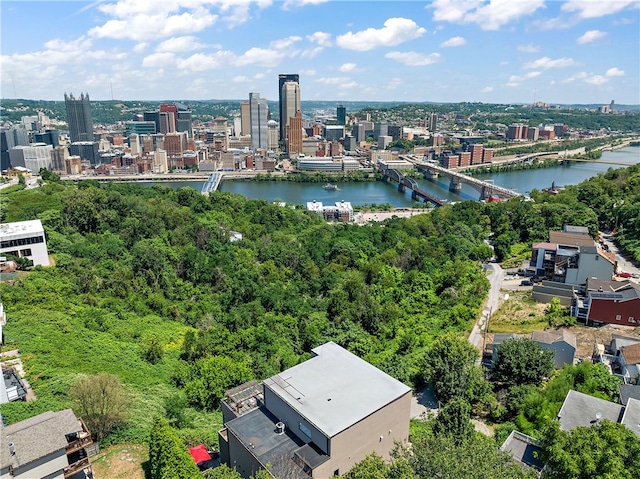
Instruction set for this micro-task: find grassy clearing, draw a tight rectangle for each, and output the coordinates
[91,443,149,479]
[501,242,531,269]
[488,290,548,333]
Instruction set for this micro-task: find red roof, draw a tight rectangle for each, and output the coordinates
[189,444,211,464]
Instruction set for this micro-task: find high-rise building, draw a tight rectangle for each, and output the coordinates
[176,103,193,137]
[278,74,299,140]
[250,92,268,150]
[281,81,301,144]
[240,101,251,136]
[64,92,94,142]
[373,122,388,140]
[428,113,438,132]
[337,105,346,126]
[69,141,100,165]
[286,111,303,157]
[8,144,53,172]
[1,126,29,169]
[470,144,484,165]
[267,120,279,150]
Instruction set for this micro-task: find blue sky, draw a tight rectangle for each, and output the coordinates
[1,1,639,104]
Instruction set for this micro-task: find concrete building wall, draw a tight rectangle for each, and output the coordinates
[263,384,329,454]
[565,254,614,285]
[313,392,411,478]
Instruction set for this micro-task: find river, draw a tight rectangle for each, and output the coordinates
[140,146,640,207]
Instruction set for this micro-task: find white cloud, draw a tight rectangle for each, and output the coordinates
[156,36,206,53]
[300,47,323,58]
[299,69,316,76]
[386,78,404,90]
[142,52,176,68]
[339,63,357,72]
[584,75,608,85]
[269,36,302,50]
[254,73,265,79]
[307,31,332,47]
[175,51,233,72]
[506,71,541,87]
[430,0,546,30]
[316,77,348,85]
[523,57,578,70]
[562,0,637,18]
[518,44,539,53]
[336,18,426,51]
[235,47,287,67]
[232,75,250,83]
[481,86,494,93]
[283,0,329,10]
[385,51,440,67]
[440,36,466,47]
[577,30,607,44]
[133,42,149,53]
[606,67,624,77]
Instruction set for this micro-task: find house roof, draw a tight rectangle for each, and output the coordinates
[500,430,544,471]
[564,225,590,234]
[225,406,314,479]
[0,219,45,238]
[619,385,640,406]
[531,329,577,349]
[548,231,596,248]
[262,342,411,438]
[586,278,633,293]
[0,409,82,470]
[622,343,640,366]
[620,398,640,439]
[532,242,557,250]
[557,390,624,432]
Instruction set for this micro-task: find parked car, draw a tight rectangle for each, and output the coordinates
[520,280,533,286]
[617,272,632,278]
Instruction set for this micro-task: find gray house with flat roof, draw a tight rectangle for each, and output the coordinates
[218,342,412,478]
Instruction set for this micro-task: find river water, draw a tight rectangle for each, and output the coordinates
[140,146,640,207]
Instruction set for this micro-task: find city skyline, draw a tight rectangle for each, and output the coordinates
[1,1,639,105]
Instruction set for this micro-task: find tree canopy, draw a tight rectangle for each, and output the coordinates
[492,338,555,387]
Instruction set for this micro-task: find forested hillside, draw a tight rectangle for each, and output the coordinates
[0,161,639,449]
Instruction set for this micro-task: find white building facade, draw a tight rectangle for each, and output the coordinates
[0,220,50,267]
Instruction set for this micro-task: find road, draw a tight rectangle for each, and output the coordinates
[600,233,640,281]
[469,262,504,351]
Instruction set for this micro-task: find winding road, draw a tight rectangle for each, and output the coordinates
[469,262,504,352]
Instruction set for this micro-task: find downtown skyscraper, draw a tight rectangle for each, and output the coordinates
[278,74,299,141]
[281,80,301,144]
[64,92,94,142]
[249,92,268,150]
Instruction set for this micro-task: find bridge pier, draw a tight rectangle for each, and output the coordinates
[449,177,462,192]
[398,183,406,192]
[423,171,439,181]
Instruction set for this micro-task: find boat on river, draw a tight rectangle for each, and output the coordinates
[323,183,338,191]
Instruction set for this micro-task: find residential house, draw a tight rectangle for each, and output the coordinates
[0,409,93,479]
[557,389,640,439]
[218,342,412,479]
[499,430,543,474]
[573,278,640,327]
[531,329,576,368]
[529,226,614,287]
[619,384,640,406]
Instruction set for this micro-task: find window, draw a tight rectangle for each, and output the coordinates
[629,317,635,322]
[20,249,32,257]
[299,422,312,439]
[615,315,621,321]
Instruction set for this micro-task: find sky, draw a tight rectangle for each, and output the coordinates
[1,0,639,104]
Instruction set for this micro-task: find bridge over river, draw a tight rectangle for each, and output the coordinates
[379,167,446,206]
[403,157,526,200]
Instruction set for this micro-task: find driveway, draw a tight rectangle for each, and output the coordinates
[469,262,504,351]
[600,233,640,281]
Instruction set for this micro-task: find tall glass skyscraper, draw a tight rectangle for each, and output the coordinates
[250,92,268,150]
[64,92,94,142]
[278,74,299,141]
[281,81,301,143]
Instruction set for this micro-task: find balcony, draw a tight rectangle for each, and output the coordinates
[66,418,93,454]
[63,457,91,478]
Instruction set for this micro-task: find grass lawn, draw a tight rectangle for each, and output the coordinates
[488,290,548,333]
[91,443,149,479]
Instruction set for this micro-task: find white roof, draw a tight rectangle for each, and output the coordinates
[0,219,45,238]
[263,342,411,438]
[307,201,324,212]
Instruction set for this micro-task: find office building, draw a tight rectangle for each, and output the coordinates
[470,144,484,165]
[144,111,161,132]
[176,103,193,137]
[323,125,345,142]
[373,122,388,140]
[219,342,411,478]
[267,120,279,150]
[8,144,53,172]
[428,113,437,132]
[0,219,50,267]
[482,148,494,163]
[378,135,393,150]
[353,123,365,143]
[51,146,69,173]
[32,129,60,147]
[159,104,178,134]
[250,92,269,150]
[281,81,301,144]
[1,127,29,170]
[387,125,402,141]
[64,92,94,142]
[527,127,539,141]
[286,111,304,157]
[69,141,100,165]
[278,74,299,141]
[240,101,251,136]
[336,105,346,126]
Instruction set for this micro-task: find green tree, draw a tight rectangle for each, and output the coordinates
[423,334,486,405]
[492,338,555,387]
[432,398,475,444]
[149,417,201,479]
[540,420,640,479]
[204,464,242,478]
[184,356,253,410]
[71,373,130,441]
[143,336,165,364]
[544,298,574,327]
